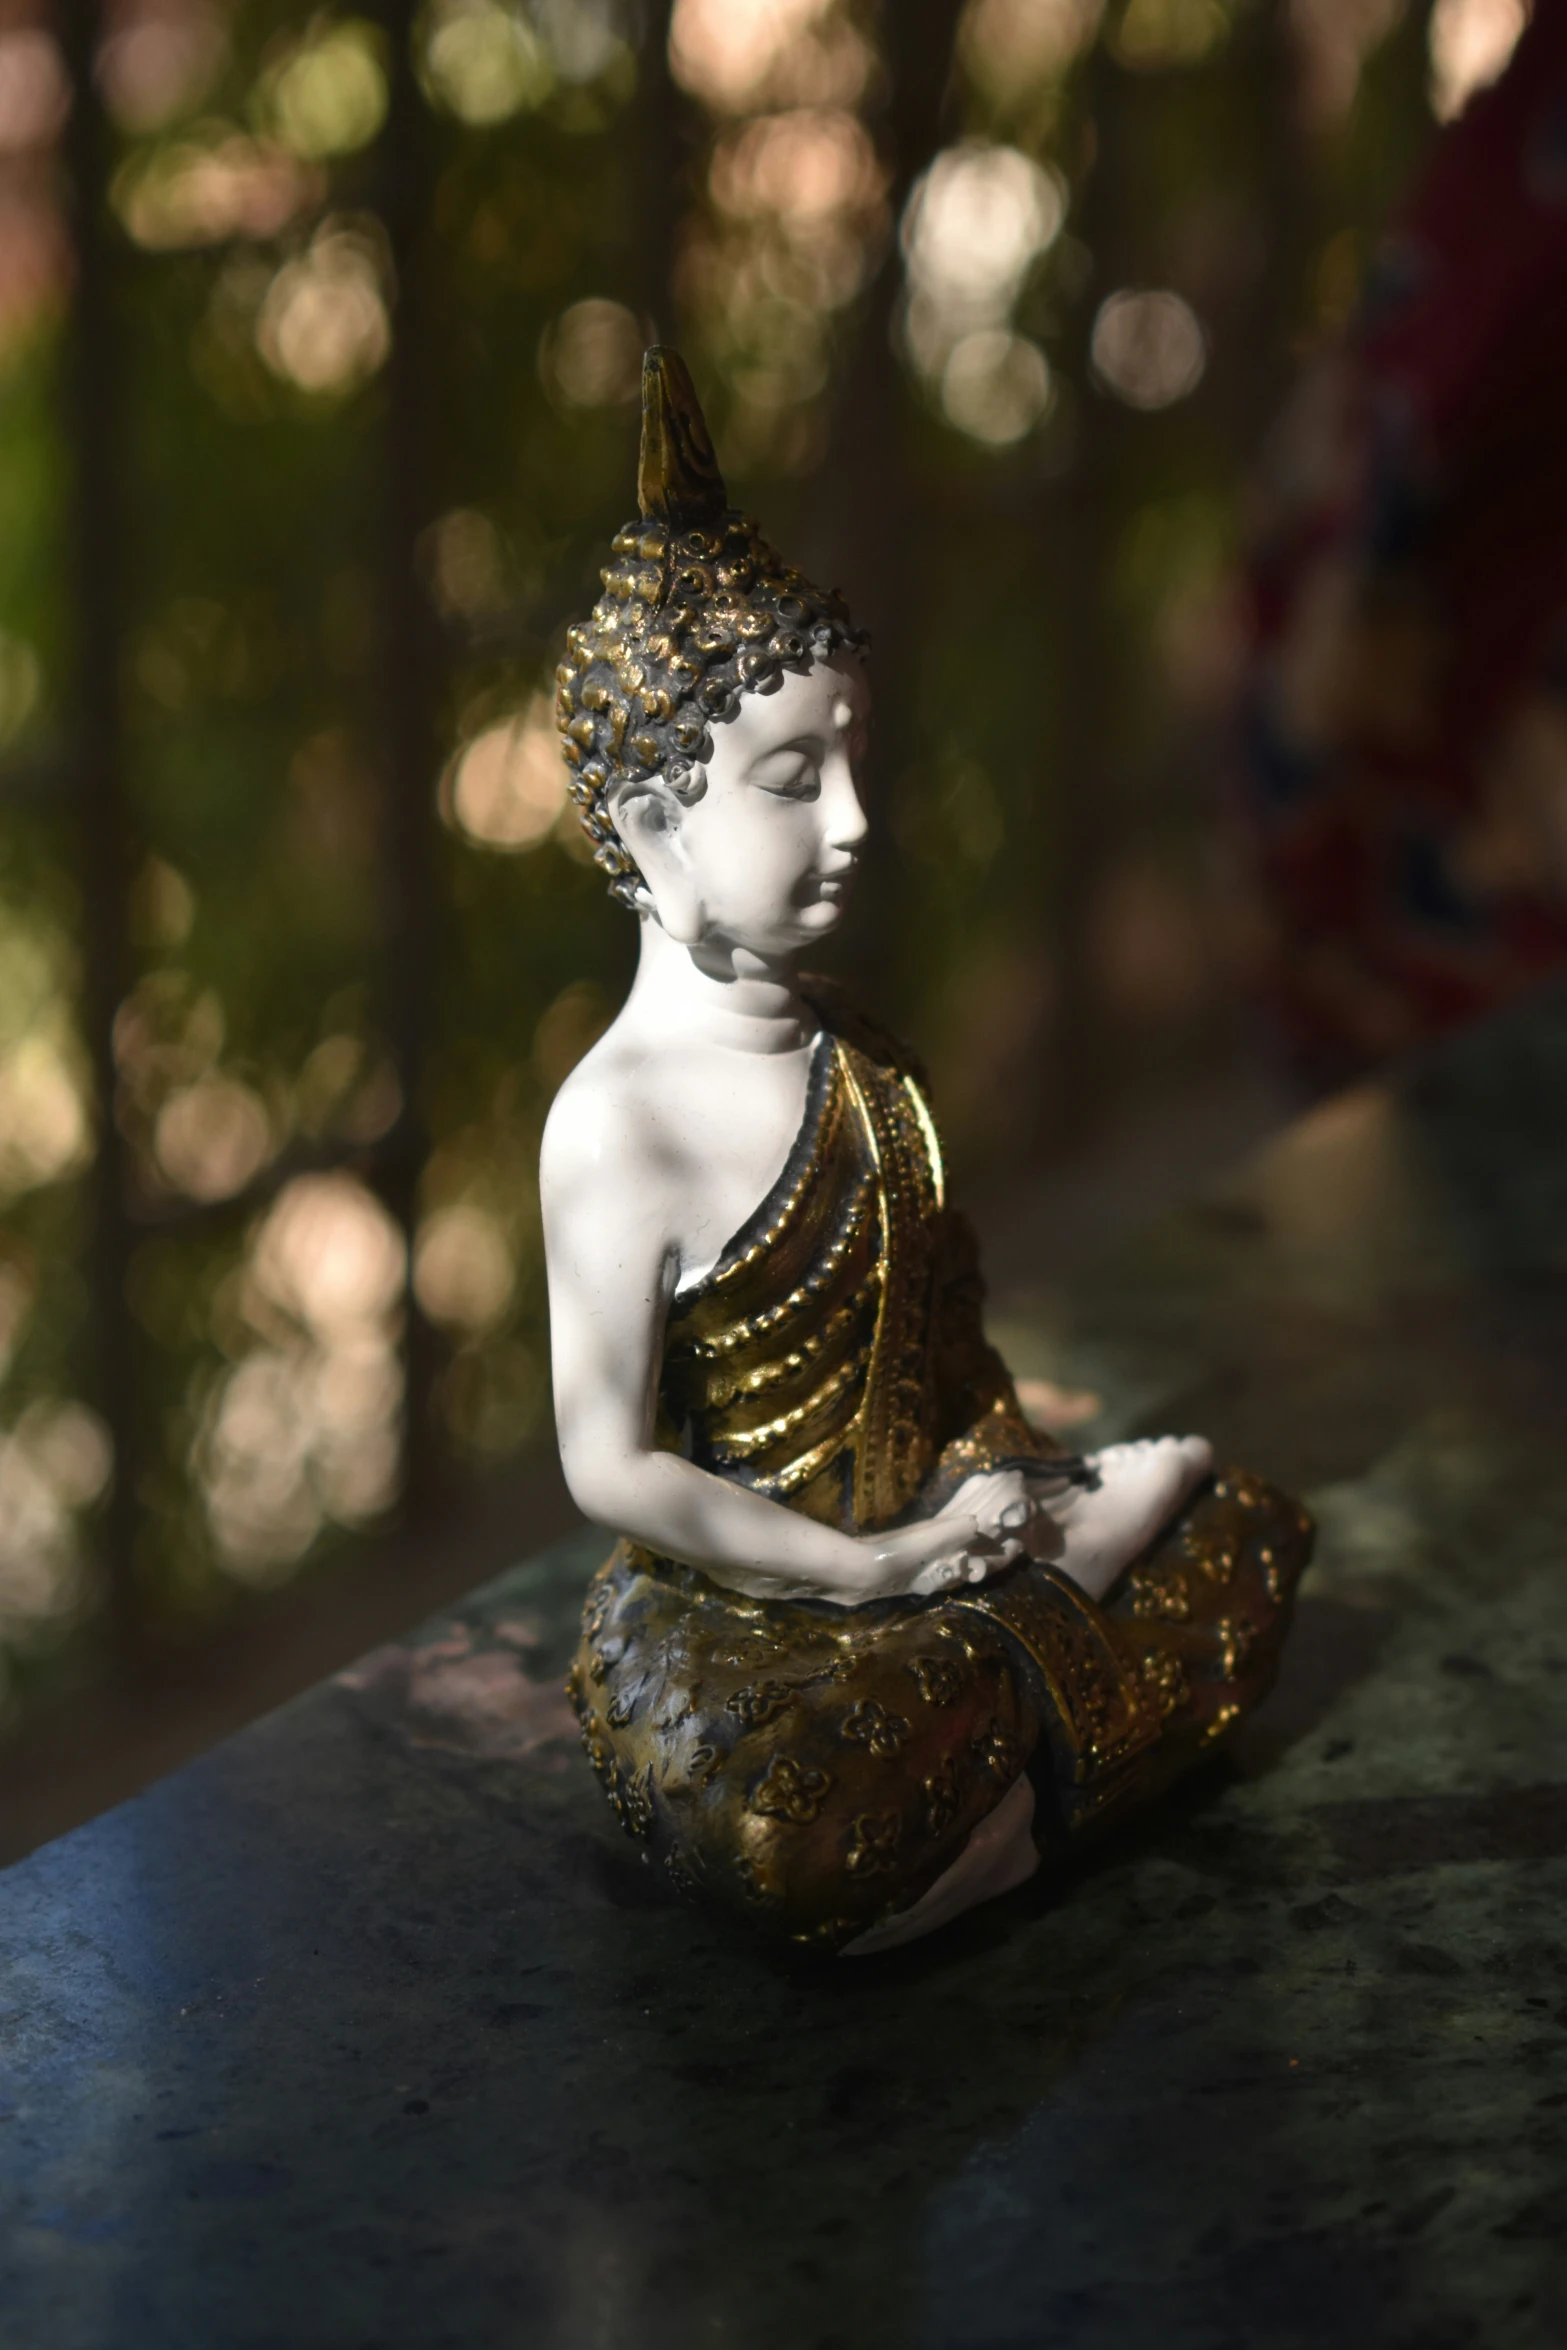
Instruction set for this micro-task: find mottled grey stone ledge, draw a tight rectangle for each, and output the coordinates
[4,986,1567,2349]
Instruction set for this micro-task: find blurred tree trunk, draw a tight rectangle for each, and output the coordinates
[62,0,141,1656]
[628,0,689,339]
[372,0,447,1523]
[800,0,966,1004]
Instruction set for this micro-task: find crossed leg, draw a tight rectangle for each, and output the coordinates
[843,1433,1212,1957]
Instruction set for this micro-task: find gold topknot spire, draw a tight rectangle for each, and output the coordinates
[637,347,728,527]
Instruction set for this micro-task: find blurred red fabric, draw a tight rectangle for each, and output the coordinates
[1243,2,1567,1077]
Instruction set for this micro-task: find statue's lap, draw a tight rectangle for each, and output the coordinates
[568,1471,1313,1953]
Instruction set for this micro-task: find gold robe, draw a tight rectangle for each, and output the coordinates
[567,985,1312,1952]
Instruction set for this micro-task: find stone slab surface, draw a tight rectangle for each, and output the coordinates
[4,989,1567,2348]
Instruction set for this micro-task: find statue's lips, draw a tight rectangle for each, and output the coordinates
[810,869,857,902]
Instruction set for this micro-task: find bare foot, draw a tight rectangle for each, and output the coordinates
[842,1772,1039,1957]
[1043,1435,1213,1602]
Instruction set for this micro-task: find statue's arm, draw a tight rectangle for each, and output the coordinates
[540,1086,1023,1606]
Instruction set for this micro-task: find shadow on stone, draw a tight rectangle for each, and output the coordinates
[1227,1594,1399,1777]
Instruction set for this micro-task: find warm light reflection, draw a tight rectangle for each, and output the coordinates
[538,297,642,410]
[1428,0,1529,121]
[260,16,388,159]
[902,143,1063,439]
[1111,0,1231,71]
[711,107,881,229]
[905,145,1065,313]
[201,1174,405,1577]
[0,1402,112,1651]
[154,1075,273,1203]
[0,1039,88,1197]
[0,28,68,154]
[1287,0,1405,125]
[674,3,884,465]
[442,695,568,851]
[294,1034,404,1143]
[957,0,1105,97]
[942,329,1052,445]
[0,630,40,743]
[426,508,509,619]
[420,0,554,122]
[670,0,835,111]
[1090,288,1207,409]
[700,102,887,340]
[536,0,632,84]
[0,912,89,1203]
[112,971,225,1118]
[114,134,319,250]
[414,1204,515,1332]
[97,1,229,133]
[250,1173,405,1338]
[255,225,390,396]
[129,855,197,950]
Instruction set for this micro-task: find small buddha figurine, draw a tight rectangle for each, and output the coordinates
[544,350,1312,1956]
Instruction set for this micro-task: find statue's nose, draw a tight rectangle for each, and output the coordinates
[825,759,869,849]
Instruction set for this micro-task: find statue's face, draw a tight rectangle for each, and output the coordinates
[620,652,870,962]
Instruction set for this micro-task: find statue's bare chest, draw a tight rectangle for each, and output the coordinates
[656,1040,819,1292]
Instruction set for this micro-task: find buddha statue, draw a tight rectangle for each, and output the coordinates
[543,349,1312,1956]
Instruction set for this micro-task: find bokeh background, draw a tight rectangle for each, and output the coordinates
[0,0,1561,1817]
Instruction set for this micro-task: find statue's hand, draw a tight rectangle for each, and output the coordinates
[861,1469,1046,1601]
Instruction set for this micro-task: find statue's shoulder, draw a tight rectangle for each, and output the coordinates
[539,1023,655,1200]
[798,973,931,1092]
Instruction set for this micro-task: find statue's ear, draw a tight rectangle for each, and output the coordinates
[608,772,701,933]
[608,773,684,874]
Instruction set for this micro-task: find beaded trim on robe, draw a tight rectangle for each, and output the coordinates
[658,1021,956,1531]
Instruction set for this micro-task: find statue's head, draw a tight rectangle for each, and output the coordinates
[555,349,869,946]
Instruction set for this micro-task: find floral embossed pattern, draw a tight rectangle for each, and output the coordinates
[726,1678,798,1729]
[841,1697,910,1757]
[569,1446,1311,1951]
[749,1754,833,1824]
[845,1812,902,1876]
[907,1653,964,1706]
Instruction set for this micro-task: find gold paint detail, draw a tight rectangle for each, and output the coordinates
[923,1756,963,1836]
[1215,1616,1257,1682]
[976,1722,1024,1781]
[841,1698,910,1757]
[845,1812,903,1876]
[725,1679,797,1729]
[1128,1565,1192,1621]
[907,1653,964,1706]
[749,1754,833,1823]
[1140,1648,1191,1718]
[955,1571,1160,1783]
[902,1073,946,1210]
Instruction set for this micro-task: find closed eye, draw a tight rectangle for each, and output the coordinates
[753,753,821,800]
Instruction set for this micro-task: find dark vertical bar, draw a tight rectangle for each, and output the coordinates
[801,0,963,999]
[371,1,444,1523]
[60,2,141,1653]
[629,0,685,333]
[1047,41,1118,1150]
